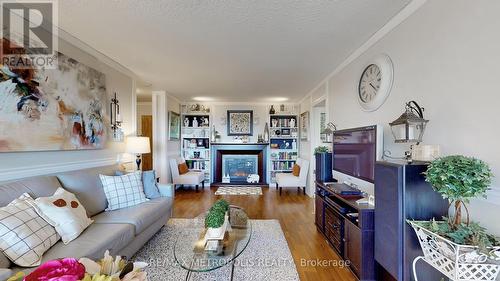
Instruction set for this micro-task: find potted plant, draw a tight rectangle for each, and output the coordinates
[314,146,332,182]
[408,155,500,281]
[205,199,230,239]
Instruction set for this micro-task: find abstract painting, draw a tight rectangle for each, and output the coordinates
[227,110,253,136]
[0,48,107,152]
[300,111,309,141]
[168,111,180,140]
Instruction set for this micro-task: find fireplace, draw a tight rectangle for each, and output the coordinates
[211,143,268,184]
[222,155,258,182]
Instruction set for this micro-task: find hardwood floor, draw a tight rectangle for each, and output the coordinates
[172,185,357,281]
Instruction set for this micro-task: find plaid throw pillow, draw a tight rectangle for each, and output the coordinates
[0,193,60,267]
[99,171,148,211]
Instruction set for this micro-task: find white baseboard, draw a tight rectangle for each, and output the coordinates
[0,158,117,182]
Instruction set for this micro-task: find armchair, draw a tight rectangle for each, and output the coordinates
[169,157,205,191]
[275,158,309,195]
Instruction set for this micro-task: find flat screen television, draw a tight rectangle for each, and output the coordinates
[332,125,382,183]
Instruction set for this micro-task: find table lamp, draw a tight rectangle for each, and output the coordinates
[126,136,151,170]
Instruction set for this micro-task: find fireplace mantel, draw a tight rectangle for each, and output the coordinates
[211,143,268,184]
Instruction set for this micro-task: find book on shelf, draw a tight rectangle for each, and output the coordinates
[270,151,298,160]
[271,161,295,171]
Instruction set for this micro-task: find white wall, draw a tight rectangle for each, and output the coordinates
[299,97,313,195]
[165,96,181,183]
[0,36,137,181]
[306,0,500,235]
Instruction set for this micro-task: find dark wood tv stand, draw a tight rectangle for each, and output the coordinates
[315,181,375,281]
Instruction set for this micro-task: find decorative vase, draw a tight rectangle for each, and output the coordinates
[269,105,276,114]
[211,125,216,142]
[271,119,278,127]
[264,122,269,142]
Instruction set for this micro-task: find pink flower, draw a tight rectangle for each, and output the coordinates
[24,258,86,281]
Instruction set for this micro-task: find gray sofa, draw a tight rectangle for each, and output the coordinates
[0,165,173,280]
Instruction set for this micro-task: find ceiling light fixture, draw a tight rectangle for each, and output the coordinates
[265,97,289,102]
[192,97,215,102]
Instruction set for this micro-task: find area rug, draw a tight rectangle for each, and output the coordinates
[214,186,263,195]
[133,219,299,281]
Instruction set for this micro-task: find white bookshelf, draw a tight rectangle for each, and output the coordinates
[180,104,212,183]
[268,113,299,184]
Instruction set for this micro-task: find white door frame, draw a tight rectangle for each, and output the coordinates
[152,91,168,183]
[309,89,330,195]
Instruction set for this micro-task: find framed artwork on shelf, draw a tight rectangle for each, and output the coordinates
[300,111,309,141]
[168,111,180,140]
[227,110,253,136]
[320,112,327,142]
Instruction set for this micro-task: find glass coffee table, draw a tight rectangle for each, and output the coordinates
[174,206,252,281]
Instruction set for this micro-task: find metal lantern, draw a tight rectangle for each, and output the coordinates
[110,92,123,142]
[389,101,428,144]
[320,122,337,143]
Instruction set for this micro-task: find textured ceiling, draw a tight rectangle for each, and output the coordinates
[58,0,411,102]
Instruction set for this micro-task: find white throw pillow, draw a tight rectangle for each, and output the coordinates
[99,171,148,211]
[0,193,60,267]
[32,188,93,244]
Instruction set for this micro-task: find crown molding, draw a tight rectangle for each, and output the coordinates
[303,0,427,101]
[166,93,182,104]
[57,29,141,81]
[0,158,116,182]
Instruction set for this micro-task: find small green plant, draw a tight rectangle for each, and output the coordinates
[211,199,229,213]
[314,146,330,154]
[205,209,225,228]
[205,199,229,228]
[424,155,493,228]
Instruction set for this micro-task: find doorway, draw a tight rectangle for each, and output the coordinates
[312,100,327,150]
[141,115,153,171]
[137,86,154,171]
[310,99,328,192]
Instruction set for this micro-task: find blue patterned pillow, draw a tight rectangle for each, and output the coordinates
[142,170,161,199]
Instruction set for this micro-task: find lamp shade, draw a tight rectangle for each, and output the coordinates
[126,136,150,154]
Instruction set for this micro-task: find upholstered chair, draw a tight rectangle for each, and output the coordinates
[275,158,309,195]
[169,157,205,191]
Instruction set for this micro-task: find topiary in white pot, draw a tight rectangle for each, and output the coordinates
[408,155,500,281]
[205,200,230,239]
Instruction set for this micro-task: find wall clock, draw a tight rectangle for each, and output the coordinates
[358,54,394,111]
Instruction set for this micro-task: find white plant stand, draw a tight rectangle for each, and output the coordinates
[409,221,500,281]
